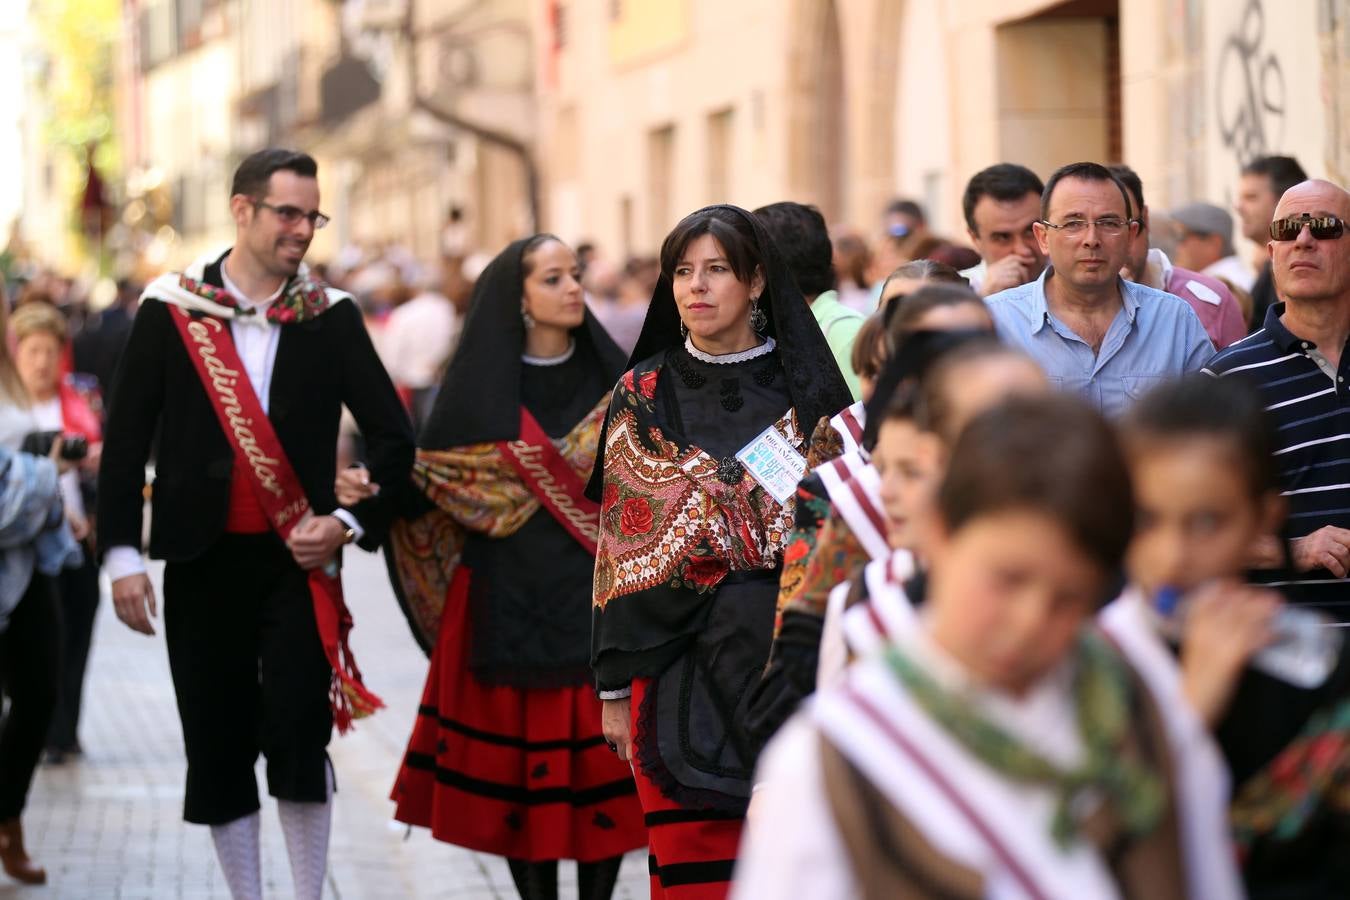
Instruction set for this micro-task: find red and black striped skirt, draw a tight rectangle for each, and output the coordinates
[631,677,746,900]
[390,566,647,862]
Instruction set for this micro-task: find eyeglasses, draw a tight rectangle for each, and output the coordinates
[1269,214,1346,242]
[253,200,330,229]
[1039,217,1131,237]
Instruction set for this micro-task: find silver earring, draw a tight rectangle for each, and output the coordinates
[522,306,535,329]
[679,320,689,338]
[749,296,767,332]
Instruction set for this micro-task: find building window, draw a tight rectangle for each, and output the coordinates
[620,194,634,259]
[139,0,178,69]
[556,105,580,181]
[647,125,675,250]
[706,107,733,204]
[554,2,568,50]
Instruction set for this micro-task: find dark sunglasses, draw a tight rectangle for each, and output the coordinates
[1269,214,1346,242]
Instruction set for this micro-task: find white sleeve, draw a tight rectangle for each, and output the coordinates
[730,715,858,900]
[816,581,852,689]
[105,545,147,581]
[59,470,85,521]
[330,508,365,544]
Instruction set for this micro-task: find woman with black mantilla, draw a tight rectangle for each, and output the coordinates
[590,205,852,899]
[372,235,646,900]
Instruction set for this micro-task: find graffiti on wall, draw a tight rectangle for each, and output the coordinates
[1215,0,1286,167]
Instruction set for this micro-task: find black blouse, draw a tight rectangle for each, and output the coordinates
[460,351,609,689]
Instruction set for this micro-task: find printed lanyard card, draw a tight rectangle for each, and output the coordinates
[736,422,807,504]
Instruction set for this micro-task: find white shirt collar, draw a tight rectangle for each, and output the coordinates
[220,258,285,311]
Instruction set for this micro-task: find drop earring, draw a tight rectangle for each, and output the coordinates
[522,304,535,330]
[749,296,767,332]
[680,320,689,338]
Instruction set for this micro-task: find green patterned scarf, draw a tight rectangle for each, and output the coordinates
[885,632,1165,848]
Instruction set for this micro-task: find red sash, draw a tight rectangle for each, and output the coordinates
[167,306,382,733]
[496,409,600,554]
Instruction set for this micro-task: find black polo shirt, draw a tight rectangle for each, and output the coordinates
[1205,303,1350,619]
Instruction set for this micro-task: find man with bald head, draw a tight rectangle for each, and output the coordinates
[1205,179,1350,617]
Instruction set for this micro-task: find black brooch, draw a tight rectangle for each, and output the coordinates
[717,456,744,484]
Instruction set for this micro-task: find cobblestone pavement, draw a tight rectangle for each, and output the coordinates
[4,550,648,899]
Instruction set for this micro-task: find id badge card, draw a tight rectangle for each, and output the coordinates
[735,421,807,505]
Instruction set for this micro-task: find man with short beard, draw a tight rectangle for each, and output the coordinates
[97,149,413,899]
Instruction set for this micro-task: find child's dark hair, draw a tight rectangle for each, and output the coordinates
[882,381,918,424]
[1122,374,1279,497]
[940,395,1134,577]
[850,311,888,380]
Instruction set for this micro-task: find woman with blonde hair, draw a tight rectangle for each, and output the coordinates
[0,293,82,885]
[10,301,103,764]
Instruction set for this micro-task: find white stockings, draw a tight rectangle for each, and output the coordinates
[209,766,334,900]
[210,812,262,900]
[277,764,335,900]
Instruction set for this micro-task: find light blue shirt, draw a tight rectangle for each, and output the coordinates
[985,268,1214,418]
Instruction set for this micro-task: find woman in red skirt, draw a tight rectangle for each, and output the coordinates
[359,235,646,899]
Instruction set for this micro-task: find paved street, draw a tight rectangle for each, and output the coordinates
[5,550,648,899]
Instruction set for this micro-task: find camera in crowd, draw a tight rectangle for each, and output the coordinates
[22,430,89,463]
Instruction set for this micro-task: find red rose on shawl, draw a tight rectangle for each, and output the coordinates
[637,371,659,399]
[684,555,726,588]
[619,497,655,536]
[783,537,811,565]
[622,370,637,393]
[602,483,620,513]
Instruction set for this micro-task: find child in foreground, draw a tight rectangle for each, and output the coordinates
[733,395,1240,899]
[1104,374,1350,898]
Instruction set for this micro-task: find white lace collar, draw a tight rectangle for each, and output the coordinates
[522,340,576,366]
[683,335,776,365]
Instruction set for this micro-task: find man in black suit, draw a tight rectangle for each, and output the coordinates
[72,277,139,398]
[97,149,413,900]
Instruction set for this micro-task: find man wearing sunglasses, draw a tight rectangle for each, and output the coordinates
[985,161,1213,418]
[1205,180,1350,619]
[97,148,414,898]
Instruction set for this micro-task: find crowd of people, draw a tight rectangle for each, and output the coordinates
[0,143,1345,900]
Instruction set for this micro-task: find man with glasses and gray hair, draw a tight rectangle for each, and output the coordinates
[1205,179,1350,619]
[985,161,1213,417]
[97,148,414,899]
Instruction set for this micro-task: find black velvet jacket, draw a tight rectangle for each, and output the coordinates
[97,253,414,561]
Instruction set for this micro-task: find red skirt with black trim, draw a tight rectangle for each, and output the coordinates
[631,677,745,900]
[390,566,647,861]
